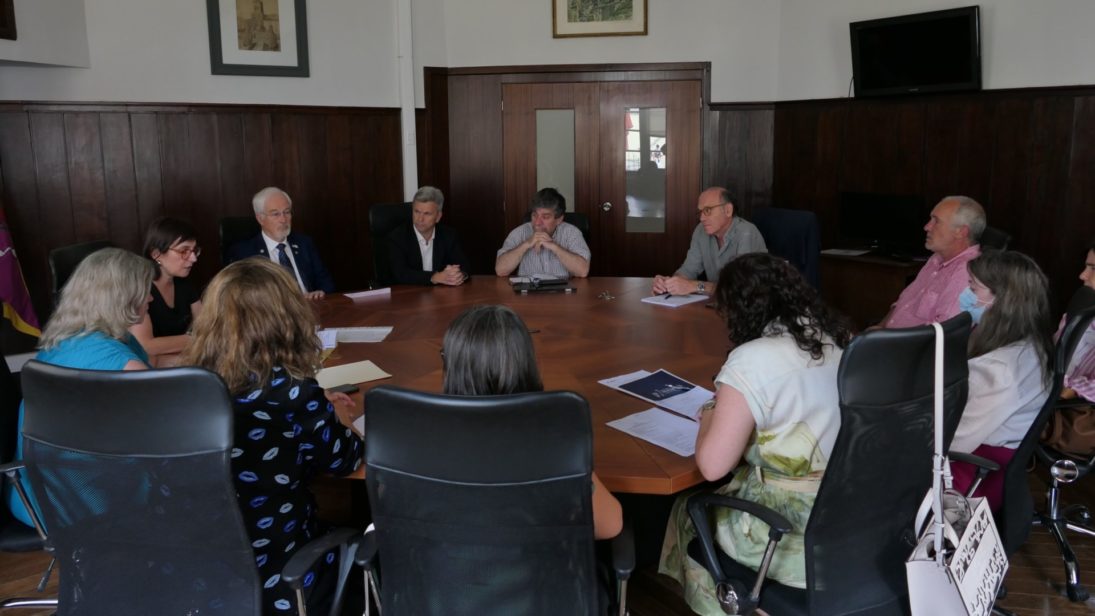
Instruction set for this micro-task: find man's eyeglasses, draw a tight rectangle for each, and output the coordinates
[170,245,202,258]
[698,202,728,218]
[262,209,293,219]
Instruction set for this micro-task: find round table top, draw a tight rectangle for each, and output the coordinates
[319,276,729,495]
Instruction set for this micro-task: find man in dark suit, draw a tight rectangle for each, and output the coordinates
[387,186,470,285]
[226,187,335,298]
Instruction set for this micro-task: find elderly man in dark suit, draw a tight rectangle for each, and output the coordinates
[226,186,335,299]
[387,186,470,285]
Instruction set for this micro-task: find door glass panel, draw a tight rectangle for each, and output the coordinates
[536,109,576,212]
[625,107,666,233]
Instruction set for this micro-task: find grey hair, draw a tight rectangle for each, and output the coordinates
[944,195,987,243]
[412,186,445,211]
[442,305,543,396]
[40,248,155,351]
[252,186,292,215]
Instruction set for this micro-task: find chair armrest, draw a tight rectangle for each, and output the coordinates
[0,461,26,477]
[0,462,49,543]
[948,451,1000,472]
[352,524,378,571]
[281,526,360,589]
[610,520,635,582]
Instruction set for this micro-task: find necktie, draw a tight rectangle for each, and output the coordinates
[276,243,299,282]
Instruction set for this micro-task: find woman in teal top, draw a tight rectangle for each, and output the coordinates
[4,247,154,527]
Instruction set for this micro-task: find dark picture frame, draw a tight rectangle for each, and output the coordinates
[552,0,647,38]
[206,0,309,77]
[0,0,16,41]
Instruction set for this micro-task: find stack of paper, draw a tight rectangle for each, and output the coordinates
[606,410,699,457]
[316,360,391,389]
[641,294,708,308]
[600,369,714,457]
[344,288,391,300]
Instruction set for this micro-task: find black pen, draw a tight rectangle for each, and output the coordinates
[662,292,672,299]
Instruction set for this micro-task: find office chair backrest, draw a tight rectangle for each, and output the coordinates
[563,211,591,244]
[751,207,821,288]
[368,202,412,286]
[1000,286,1095,553]
[979,226,1012,251]
[804,313,972,614]
[19,361,261,615]
[364,386,599,616]
[48,240,113,306]
[219,216,261,265]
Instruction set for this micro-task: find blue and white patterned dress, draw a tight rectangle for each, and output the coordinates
[231,368,363,613]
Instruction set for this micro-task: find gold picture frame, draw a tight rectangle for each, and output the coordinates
[552,0,647,38]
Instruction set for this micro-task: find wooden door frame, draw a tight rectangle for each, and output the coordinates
[428,62,711,275]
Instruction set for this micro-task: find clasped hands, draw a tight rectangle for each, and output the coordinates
[430,264,468,286]
[525,231,558,254]
[652,274,700,296]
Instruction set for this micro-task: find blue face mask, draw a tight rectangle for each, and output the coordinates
[958,287,989,324]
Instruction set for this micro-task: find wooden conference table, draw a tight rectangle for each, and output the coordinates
[318,276,729,495]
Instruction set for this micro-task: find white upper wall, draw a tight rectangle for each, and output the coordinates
[777,0,1095,101]
[441,0,781,103]
[2,0,1095,106]
[0,0,401,107]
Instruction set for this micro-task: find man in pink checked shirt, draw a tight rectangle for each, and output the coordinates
[879,195,986,329]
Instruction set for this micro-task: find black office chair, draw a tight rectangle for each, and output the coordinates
[687,313,972,615]
[564,211,592,244]
[48,240,112,306]
[0,362,359,615]
[1028,286,1095,601]
[368,202,412,287]
[219,215,261,265]
[0,357,42,554]
[751,207,821,289]
[359,385,634,616]
[980,226,1012,251]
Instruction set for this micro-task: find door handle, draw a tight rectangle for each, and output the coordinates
[600,201,612,212]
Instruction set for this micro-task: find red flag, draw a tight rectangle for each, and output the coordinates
[0,205,41,337]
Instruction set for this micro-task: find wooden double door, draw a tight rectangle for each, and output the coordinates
[502,80,702,277]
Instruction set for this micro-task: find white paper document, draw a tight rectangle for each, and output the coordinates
[352,414,364,435]
[329,326,393,343]
[820,248,872,256]
[344,288,391,300]
[600,369,713,421]
[607,408,699,457]
[316,360,391,389]
[641,294,708,308]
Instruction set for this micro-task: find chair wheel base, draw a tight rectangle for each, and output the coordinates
[1066,584,1089,602]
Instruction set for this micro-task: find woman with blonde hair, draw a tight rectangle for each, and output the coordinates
[4,247,154,526]
[180,257,362,614]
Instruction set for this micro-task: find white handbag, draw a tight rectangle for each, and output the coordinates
[905,322,1008,616]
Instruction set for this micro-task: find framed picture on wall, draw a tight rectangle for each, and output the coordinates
[0,0,16,41]
[552,0,647,38]
[206,0,309,77]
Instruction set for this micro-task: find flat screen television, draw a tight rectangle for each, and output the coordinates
[839,192,929,259]
[850,6,981,97]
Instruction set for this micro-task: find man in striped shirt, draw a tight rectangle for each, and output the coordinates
[495,188,591,279]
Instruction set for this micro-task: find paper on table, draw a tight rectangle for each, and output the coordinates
[344,288,391,300]
[820,248,872,256]
[641,294,708,308]
[352,415,364,436]
[333,326,393,343]
[317,329,338,349]
[602,369,713,421]
[607,408,699,457]
[316,360,391,389]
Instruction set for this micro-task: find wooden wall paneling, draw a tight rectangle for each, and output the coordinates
[921,98,995,207]
[704,106,774,218]
[1057,95,1095,307]
[0,112,49,316]
[28,113,76,259]
[325,114,360,291]
[809,106,846,248]
[130,112,164,232]
[213,113,248,220]
[447,74,504,274]
[62,113,108,243]
[419,67,451,205]
[239,113,274,208]
[984,97,1033,244]
[349,110,403,287]
[772,104,845,247]
[184,113,222,286]
[98,113,142,253]
[270,114,303,210]
[157,113,193,223]
[293,113,334,286]
[839,100,925,195]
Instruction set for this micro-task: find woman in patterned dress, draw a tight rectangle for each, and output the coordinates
[659,253,853,615]
[181,258,362,614]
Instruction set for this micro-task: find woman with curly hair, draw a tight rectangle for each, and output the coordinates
[659,253,852,615]
[180,258,362,614]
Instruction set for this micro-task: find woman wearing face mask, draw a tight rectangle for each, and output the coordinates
[949,250,1054,509]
